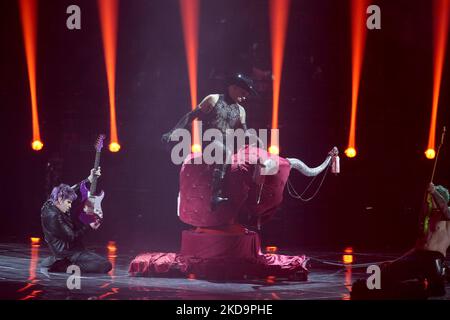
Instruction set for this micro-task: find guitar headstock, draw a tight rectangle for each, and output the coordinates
[95,134,106,152]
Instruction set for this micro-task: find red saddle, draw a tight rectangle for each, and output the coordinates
[179,146,291,227]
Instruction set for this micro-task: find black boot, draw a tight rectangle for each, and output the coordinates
[211,165,229,211]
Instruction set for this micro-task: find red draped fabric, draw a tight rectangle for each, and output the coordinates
[129,230,308,280]
[129,146,307,280]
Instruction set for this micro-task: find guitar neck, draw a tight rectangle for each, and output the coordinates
[89,151,102,195]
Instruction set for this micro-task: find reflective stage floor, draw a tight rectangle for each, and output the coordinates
[0,243,449,300]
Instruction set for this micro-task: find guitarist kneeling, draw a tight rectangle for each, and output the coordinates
[40,167,112,274]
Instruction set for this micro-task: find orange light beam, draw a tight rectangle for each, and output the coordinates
[342,265,352,300]
[269,0,291,152]
[179,0,201,152]
[19,0,43,151]
[28,242,40,281]
[98,0,120,152]
[426,0,449,157]
[107,241,117,277]
[347,0,369,158]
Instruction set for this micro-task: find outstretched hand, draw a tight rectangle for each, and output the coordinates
[328,147,339,157]
[88,167,101,183]
[89,219,102,230]
[161,132,171,144]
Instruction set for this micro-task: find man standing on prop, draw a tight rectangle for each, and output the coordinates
[40,167,112,274]
[162,73,259,210]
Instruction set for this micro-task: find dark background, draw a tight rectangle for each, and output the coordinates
[0,0,449,253]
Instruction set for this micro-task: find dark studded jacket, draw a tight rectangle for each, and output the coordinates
[41,181,90,259]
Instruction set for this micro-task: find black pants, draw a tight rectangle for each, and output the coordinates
[381,250,445,291]
[352,250,446,299]
[43,250,112,274]
[71,251,112,274]
[207,140,232,197]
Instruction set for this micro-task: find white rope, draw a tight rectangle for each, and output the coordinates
[287,163,331,202]
[309,257,392,269]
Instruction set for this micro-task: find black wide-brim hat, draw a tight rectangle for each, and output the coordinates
[225,73,259,97]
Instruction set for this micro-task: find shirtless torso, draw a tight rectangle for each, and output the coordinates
[415,184,450,256]
[417,209,450,256]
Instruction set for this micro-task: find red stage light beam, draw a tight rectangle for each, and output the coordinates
[19,0,43,151]
[179,0,201,153]
[346,0,369,159]
[107,241,117,277]
[98,0,121,152]
[426,0,449,159]
[269,0,291,154]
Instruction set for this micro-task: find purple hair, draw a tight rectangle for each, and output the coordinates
[50,184,77,204]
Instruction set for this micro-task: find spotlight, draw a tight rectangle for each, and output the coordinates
[266,275,276,284]
[107,241,117,252]
[345,147,356,158]
[187,273,196,280]
[268,145,279,155]
[109,142,121,152]
[343,255,354,264]
[266,246,278,253]
[31,140,43,151]
[30,237,40,245]
[425,148,436,159]
[344,247,353,254]
[343,246,354,264]
[191,144,202,153]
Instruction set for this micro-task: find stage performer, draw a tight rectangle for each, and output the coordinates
[352,183,450,299]
[40,167,112,274]
[162,73,259,210]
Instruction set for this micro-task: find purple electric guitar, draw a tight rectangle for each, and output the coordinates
[80,135,106,224]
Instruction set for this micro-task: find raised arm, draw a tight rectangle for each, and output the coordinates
[161,94,218,143]
[70,168,101,202]
[70,179,88,193]
[239,105,248,132]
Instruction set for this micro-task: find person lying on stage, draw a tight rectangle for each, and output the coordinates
[352,183,450,299]
[40,167,112,274]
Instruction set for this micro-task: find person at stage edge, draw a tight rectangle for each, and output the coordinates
[352,183,450,299]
